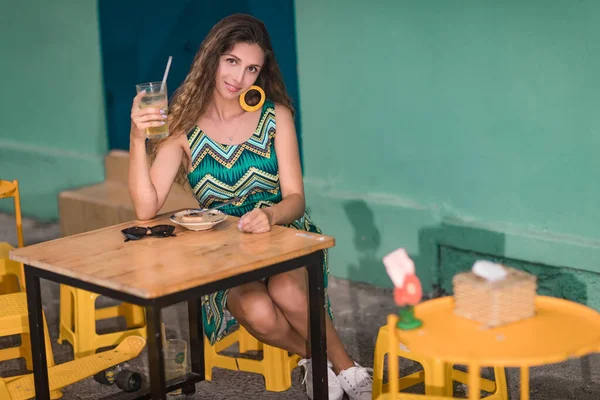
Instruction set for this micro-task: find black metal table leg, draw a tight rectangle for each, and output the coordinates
[25,266,50,400]
[307,254,328,399]
[186,297,204,392]
[145,304,166,399]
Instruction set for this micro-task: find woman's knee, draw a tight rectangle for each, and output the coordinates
[228,286,280,337]
[267,269,308,315]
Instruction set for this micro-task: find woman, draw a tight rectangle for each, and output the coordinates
[128,14,372,400]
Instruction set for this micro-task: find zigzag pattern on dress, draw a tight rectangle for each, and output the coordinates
[188,106,276,170]
[192,166,279,207]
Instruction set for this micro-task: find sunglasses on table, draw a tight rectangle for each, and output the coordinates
[121,224,176,242]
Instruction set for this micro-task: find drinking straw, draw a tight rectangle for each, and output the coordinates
[160,56,173,92]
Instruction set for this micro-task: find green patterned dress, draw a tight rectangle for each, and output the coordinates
[186,100,332,345]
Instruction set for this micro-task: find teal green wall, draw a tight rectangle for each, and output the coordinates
[2,1,599,308]
[0,1,107,220]
[295,1,600,307]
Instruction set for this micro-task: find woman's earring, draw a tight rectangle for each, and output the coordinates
[239,85,265,112]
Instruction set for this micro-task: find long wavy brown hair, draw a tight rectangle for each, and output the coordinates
[149,13,294,186]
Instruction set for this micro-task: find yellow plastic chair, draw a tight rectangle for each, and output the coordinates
[0,243,25,294]
[204,325,300,392]
[0,180,25,294]
[0,292,61,399]
[373,315,508,400]
[0,180,24,248]
[0,335,145,400]
[57,286,147,358]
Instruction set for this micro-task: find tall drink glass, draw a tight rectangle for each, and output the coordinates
[136,81,169,139]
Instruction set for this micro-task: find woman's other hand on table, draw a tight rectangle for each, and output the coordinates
[238,208,273,233]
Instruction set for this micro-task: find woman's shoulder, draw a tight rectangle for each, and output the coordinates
[157,131,192,154]
[176,131,192,145]
[272,101,292,118]
[270,101,295,141]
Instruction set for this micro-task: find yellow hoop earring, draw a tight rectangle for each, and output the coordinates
[239,85,265,112]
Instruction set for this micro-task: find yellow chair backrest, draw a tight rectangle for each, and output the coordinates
[0,242,25,293]
[0,180,24,248]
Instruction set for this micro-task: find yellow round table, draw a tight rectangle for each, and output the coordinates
[393,296,600,400]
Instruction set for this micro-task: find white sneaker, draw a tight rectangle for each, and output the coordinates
[298,358,344,400]
[337,362,373,400]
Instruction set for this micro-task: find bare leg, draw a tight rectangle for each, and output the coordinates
[268,268,354,374]
[227,281,308,358]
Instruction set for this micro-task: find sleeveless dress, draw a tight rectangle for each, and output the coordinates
[186,100,333,345]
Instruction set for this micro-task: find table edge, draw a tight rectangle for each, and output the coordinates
[10,239,335,299]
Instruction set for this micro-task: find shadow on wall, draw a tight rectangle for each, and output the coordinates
[342,199,387,364]
[342,200,587,304]
[416,223,507,298]
[342,201,508,297]
[344,200,383,286]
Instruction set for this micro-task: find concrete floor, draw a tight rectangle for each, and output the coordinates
[1,212,599,399]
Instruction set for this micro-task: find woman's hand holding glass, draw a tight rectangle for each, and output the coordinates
[130,91,168,141]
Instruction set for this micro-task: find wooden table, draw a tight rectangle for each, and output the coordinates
[386,296,600,400]
[10,213,335,399]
